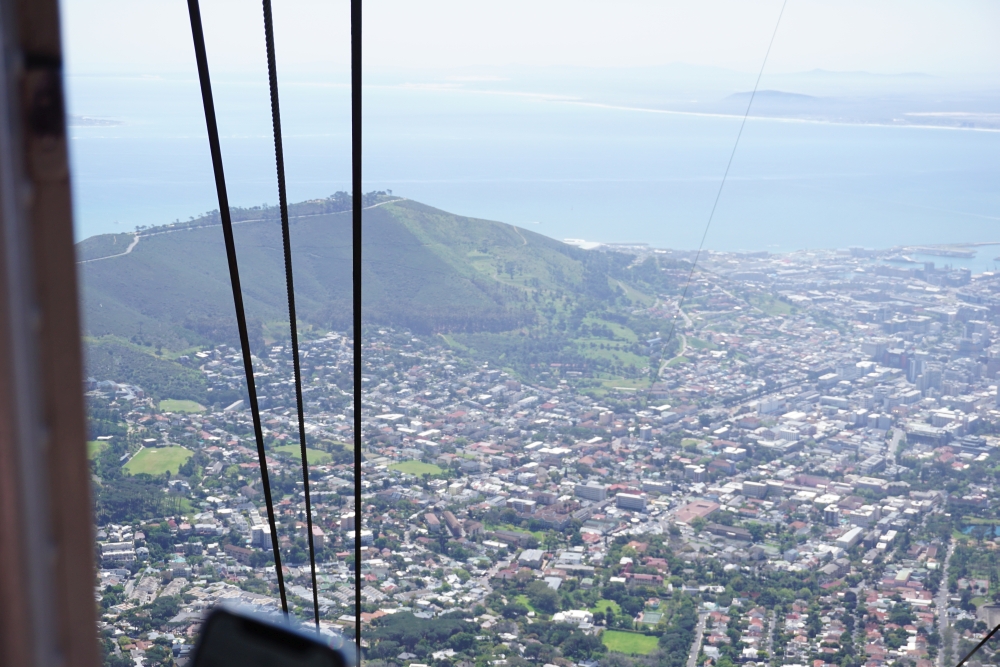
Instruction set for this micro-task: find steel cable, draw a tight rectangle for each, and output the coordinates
[186,0,289,614]
[352,0,363,659]
[664,0,788,347]
[261,0,321,629]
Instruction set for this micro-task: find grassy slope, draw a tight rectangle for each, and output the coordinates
[79,200,581,349]
[389,201,583,291]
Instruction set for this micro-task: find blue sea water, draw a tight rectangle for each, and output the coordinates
[66,74,1000,256]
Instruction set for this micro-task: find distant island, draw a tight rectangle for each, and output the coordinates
[69,115,123,127]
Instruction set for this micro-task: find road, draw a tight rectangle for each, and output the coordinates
[658,301,694,378]
[937,539,956,667]
[78,233,140,264]
[687,611,708,667]
[766,609,777,659]
[677,304,693,328]
[659,334,689,378]
[510,224,528,246]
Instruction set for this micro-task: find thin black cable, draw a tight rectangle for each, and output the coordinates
[351,0,363,658]
[955,621,1000,667]
[261,0,320,629]
[664,0,787,348]
[186,0,288,615]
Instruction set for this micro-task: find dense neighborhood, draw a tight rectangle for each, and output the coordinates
[89,244,1000,667]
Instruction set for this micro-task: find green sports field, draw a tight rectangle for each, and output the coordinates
[274,444,332,464]
[88,440,108,460]
[124,446,192,476]
[389,460,443,476]
[602,631,658,655]
[158,399,205,413]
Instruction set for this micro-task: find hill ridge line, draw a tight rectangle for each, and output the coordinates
[76,197,406,264]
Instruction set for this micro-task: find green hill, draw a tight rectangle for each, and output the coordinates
[78,195,685,386]
[81,198,573,345]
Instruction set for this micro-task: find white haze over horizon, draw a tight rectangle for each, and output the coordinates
[61,0,1000,82]
[59,1,1000,251]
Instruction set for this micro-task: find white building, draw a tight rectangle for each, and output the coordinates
[100,542,136,564]
[518,549,545,569]
[552,610,594,626]
[251,523,272,549]
[742,481,768,499]
[616,492,647,512]
[836,526,864,550]
[574,483,608,502]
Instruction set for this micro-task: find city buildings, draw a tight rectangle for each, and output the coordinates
[88,244,1000,667]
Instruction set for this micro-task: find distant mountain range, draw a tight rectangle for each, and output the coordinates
[702,87,1000,130]
[371,64,1000,130]
[725,90,819,104]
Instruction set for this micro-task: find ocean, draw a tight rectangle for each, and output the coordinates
[66,74,1000,261]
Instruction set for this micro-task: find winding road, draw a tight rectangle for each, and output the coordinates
[659,301,693,378]
[510,224,528,246]
[659,334,689,378]
[78,233,140,263]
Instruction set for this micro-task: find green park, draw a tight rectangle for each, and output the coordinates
[158,399,205,413]
[388,460,443,476]
[124,446,193,476]
[601,630,659,655]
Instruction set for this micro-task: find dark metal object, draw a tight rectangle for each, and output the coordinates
[352,0,363,659]
[192,606,353,667]
[261,0,321,629]
[186,0,288,614]
[954,622,1000,667]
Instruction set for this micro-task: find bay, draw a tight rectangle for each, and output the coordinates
[67,74,1000,257]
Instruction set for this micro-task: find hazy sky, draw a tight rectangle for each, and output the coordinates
[61,0,1000,79]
